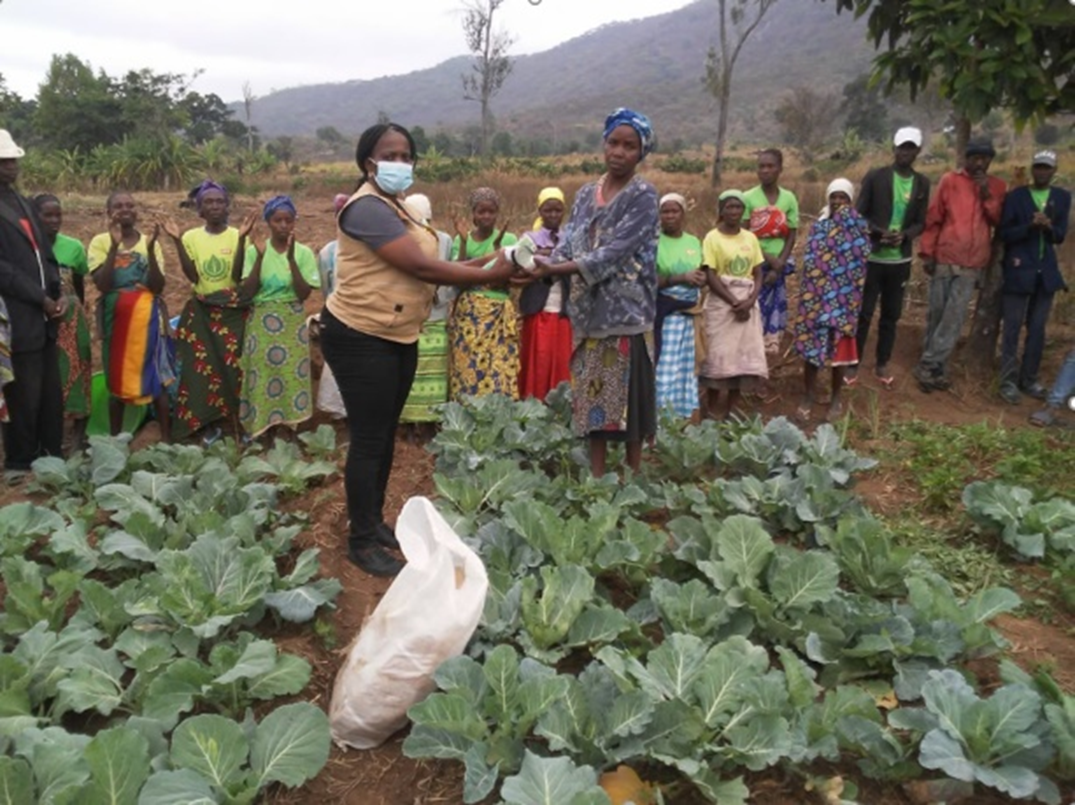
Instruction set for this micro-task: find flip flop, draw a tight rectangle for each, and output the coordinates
[877,374,895,390]
[842,374,859,388]
[795,404,812,424]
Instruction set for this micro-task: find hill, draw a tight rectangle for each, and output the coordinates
[248,0,878,145]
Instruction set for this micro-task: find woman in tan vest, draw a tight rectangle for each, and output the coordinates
[321,122,517,577]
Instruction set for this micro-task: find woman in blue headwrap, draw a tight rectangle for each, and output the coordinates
[529,107,660,477]
[163,180,257,442]
[237,195,320,439]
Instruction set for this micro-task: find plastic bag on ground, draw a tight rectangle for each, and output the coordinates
[329,496,488,749]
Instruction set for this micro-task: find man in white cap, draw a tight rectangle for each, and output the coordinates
[0,129,65,477]
[996,149,1070,404]
[852,126,931,388]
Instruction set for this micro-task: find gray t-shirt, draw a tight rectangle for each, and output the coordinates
[338,195,407,250]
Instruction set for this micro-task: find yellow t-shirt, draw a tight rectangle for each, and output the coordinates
[702,228,764,279]
[87,233,165,291]
[181,226,240,296]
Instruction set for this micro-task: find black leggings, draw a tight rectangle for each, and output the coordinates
[856,260,911,369]
[319,308,417,548]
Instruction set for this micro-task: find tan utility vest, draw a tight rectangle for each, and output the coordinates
[326,183,438,343]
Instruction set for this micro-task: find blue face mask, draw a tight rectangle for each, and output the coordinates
[373,160,414,195]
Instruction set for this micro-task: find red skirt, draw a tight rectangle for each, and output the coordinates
[518,312,573,401]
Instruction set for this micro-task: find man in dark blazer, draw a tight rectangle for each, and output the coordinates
[997,150,1071,404]
[852,126,931,387]
[0,129,64,475]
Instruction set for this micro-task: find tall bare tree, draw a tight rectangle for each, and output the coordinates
[461,0,514,159]
[704,0,779,185]
[241,81,256,152]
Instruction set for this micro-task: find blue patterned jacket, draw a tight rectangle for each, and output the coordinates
[554,175,659,339]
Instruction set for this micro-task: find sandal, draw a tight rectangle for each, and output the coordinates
[875,366,895,389]
[841,374,859,388]
[795,404,812,424]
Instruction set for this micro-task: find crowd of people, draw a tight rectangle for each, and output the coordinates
[0,130,327,475]
[0,112,1071,577]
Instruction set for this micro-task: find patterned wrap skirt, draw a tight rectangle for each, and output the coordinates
[401,319,450,422]
[571,332,656,441]
[173,290,249,439]
[57,291,92,417]
[239,299,313,437]
[448,291,519,401]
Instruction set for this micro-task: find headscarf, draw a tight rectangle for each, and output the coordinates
[262,194,297,221]
[406,193,433,224]
[194,180,227,210]
[333,193,349,213]
[659,193,687,212]
[533,186,565,231]
[469,187,500,211]
[603,108,656,160]
[820,178,855,220]
[717,189,746,210]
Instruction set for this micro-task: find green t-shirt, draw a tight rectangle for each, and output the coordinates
[657,232,703,277]
[181,226,240,296]
[1030,187,1050,259]
[242,242,320,304]
[53,233,88,298]
[742,185,799,259]
[450,229,518,261]
[872,173,916,263]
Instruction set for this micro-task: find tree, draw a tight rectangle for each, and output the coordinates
[491,130,513,157]
[0,74,36,145]
[704,0,779,185]
[181,91,239,144]
[410,125,430,155]
[841,73,889,142]
[267,136,295,170]
[315,126,344,145]
[773,87,839,164]
[826,0,1075,370]
[432,130,457,156]
[461,0,514,159]
[34,54,122,152]
[826,0,1075,156]
[115,68,192,141]
[241,81,256,152]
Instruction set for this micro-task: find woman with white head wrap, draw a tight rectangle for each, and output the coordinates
[654,192,705,420]
[792,178,872,423]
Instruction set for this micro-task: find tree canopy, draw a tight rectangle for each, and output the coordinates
[828,0,1075,125]
[31,54,249,153]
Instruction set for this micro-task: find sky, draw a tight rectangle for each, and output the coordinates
[1,0,697,102]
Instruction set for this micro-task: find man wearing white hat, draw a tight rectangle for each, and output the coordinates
[0,129,65,476]
[852,126,932,388]
[996,149,1070,404]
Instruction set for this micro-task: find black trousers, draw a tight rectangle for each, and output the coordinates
[319,308,417,548]
[2,343,63,471]
[855,260,911,369]
[1000,287,1054,389]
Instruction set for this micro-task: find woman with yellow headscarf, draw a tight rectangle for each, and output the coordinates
[518,187,571,401]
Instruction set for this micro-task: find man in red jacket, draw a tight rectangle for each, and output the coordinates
[913,139,1006,391]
